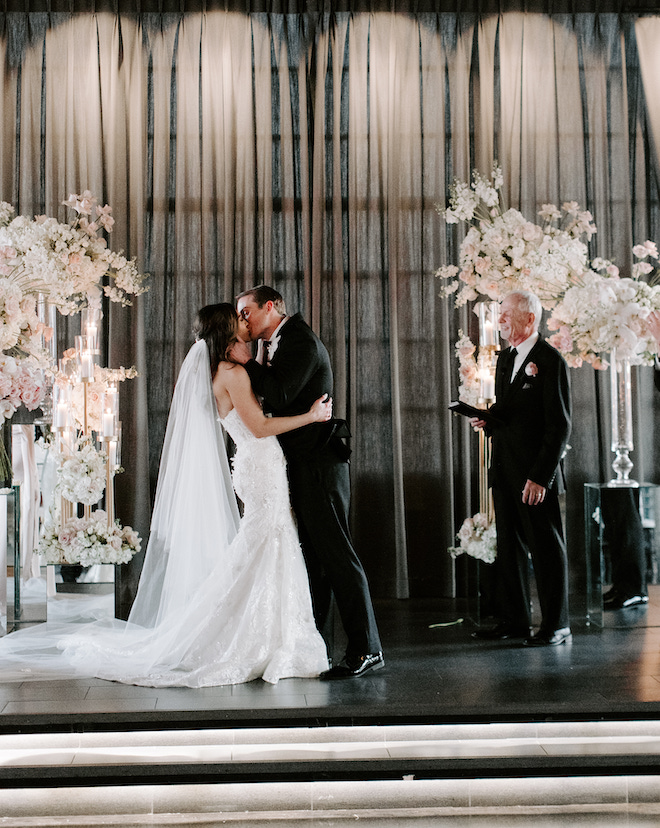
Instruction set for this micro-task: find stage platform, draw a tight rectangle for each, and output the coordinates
[3,593,660,824]
[3,591,660,734]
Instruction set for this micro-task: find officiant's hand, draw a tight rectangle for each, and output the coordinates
[522,479,546,506]
[229,338,252,365]
[469,416,487,431]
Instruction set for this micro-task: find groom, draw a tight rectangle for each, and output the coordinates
[230,285,383,678]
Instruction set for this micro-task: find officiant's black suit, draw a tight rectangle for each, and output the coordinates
[243,313,382,659]
[488,339,572,633]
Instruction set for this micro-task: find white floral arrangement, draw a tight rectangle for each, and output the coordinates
[57,439,107,505]
[0,191,148,337]
[38,509,141,566]
[0,352,47,421]
[455,329,480,405]
[546,244,660,367]
[436,164,595,308]
[437,165,660,369]
[448,512,497,564]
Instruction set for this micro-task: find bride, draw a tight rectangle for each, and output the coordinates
[0,303,331,687]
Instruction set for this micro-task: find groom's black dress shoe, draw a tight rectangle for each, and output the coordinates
[523,627,572,647]
[471,623,529,641]
[320,652,384,679]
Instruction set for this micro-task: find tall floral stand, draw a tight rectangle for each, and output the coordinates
[458,302,499,625]
[583,350,647,624]
[608,350,637,487]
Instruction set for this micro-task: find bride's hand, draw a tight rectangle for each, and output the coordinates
[310,394,332,422]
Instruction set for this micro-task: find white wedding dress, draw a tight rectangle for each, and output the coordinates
[0,341,328,686]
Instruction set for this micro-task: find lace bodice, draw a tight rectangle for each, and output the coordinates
[219,407,257,446]
[220,407,291,520]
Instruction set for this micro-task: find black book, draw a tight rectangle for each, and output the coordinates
[448,400,502,425]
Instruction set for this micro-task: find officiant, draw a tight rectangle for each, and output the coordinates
[470,291,572,647]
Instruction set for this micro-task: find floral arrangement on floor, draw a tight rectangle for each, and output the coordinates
[436,164,660,369]
[57,439,107,505]
[448,512,497,564]
[38,509,141,566]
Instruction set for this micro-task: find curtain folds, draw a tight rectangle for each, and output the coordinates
[1,11,659,607]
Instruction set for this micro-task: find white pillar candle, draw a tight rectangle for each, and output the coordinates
[56,402,68,429]
[109,440,118,470]
[103,410,115,437]
[480,373,495,400]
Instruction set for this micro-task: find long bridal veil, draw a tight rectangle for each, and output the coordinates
[127,339,240,628]
[0,339,241,679]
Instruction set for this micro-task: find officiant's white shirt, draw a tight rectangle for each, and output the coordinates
[510,332,538,380]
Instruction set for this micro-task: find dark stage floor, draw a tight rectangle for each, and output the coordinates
[3,588,660,733]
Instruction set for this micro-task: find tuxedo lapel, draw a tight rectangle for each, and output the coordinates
[501,340,542,400]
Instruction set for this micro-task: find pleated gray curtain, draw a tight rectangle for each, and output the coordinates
[1,10,659,613]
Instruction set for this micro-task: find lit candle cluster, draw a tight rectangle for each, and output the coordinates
[476,301,499,405]
[474,301,501,526]
[52,307,122,525]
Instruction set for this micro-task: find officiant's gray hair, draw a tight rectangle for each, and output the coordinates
[506,290,542,330]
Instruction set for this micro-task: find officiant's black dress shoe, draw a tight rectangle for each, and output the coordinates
[471,623,529,641]
[603,590,648,610]
[320,652,384,679]
[523,627,572,647]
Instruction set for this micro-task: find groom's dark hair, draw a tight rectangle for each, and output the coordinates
[193,303,238,376]
[237,285,287,316]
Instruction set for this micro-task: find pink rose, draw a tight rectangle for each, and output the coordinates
[525,362,538,377]
[548,326,574,353]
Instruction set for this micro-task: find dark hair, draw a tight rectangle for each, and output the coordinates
[236,284,287,316]
[192,303,238,376]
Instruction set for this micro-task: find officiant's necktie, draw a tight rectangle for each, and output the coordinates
[505,347,518,384]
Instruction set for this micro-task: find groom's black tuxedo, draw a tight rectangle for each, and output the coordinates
[244,313,382,658]
[487,338,572,632]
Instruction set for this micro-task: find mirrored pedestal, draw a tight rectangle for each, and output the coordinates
[584,483,660,627]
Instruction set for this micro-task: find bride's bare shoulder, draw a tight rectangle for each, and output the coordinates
[216,360,248,385]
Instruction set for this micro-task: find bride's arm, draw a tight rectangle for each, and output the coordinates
[217,363,331,438]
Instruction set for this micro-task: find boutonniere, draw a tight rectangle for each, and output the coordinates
[525,362,538,377]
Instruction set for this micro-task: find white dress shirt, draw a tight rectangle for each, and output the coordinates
[510,332,539,381]
[256,316,289,364]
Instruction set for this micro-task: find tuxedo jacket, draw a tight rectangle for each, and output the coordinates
[243,313,346,458]
[489,338,571,494]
